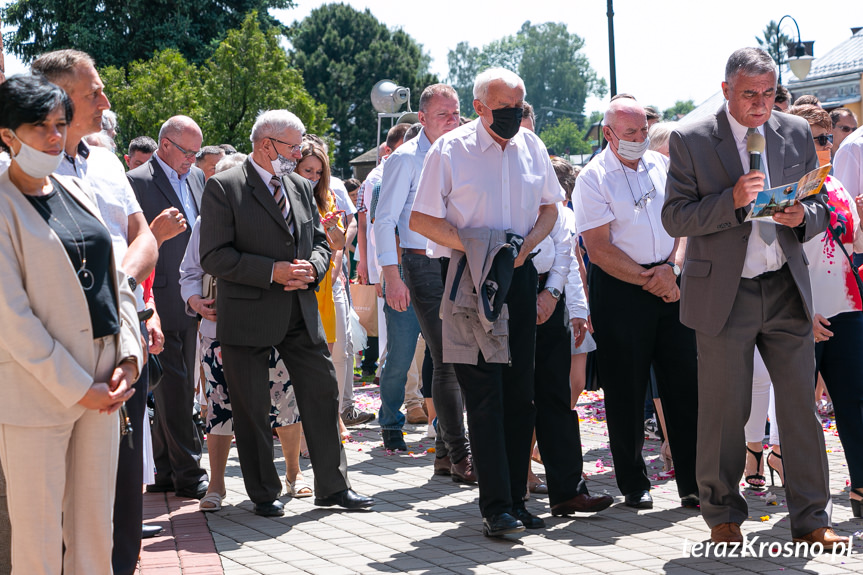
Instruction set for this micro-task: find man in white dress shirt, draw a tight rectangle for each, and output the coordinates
[573,96,698,512]
[411,68,559,537]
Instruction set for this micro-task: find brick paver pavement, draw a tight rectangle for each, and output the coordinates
[138,386,863,574]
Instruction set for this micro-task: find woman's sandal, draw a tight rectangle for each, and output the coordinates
[744,446,766,489]
[198,491,225,512]
[287,478,313,498]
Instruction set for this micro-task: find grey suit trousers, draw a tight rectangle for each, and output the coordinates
[696,266,830,536]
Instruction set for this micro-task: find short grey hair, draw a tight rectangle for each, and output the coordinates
[725,47,778,85]
[648,122,678,152]
[250,110,305,143]
[473,67,525,103]
[214,153,247,174]
[158,115,201,142]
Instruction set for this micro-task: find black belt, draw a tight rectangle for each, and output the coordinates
[537,272,549,289]
[747,264,788,281]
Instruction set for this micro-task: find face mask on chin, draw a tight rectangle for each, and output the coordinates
[307,179,320,188]
[486,105,523,140]
[9,130,64,178]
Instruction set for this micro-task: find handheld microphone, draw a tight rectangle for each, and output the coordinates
[746,128,765,173]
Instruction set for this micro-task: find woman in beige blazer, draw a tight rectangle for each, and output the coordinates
[0,74,143,574]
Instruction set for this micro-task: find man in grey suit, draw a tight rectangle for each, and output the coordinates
[662,47,847,548]
[199,109,373,516]
[128,116,209,499]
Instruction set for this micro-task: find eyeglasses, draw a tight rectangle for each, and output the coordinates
[837,125,857,133]
[635,182,657,210]
[269,137,303,154]
[813,133,834,146]
[166,137,200,159]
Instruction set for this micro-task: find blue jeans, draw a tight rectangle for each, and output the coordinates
[378,302,421,431]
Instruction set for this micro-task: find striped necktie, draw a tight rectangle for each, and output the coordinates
[271,175,287,218]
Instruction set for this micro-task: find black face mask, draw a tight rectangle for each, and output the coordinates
[488,106,524,140]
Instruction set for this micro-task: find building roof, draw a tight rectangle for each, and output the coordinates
[678,91,725,126]
[789,28,863,84]
[349,147,378,165]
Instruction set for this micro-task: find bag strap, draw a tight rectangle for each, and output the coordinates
[828,224,863,300]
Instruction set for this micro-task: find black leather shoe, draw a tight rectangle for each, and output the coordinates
[314,489,374,510]
[381,429,407,451]
[512,507,545,529]
[176,480,209,500]
[253,500,285,517]
[550,492,614,516]
[680,493,700,508]
[624,490,653,509]
[482,513,525,538]
[141,524,163,539]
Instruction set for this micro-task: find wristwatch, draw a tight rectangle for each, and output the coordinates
[665,262,681,277]
[127,276,138,291]
[545,286,562,300]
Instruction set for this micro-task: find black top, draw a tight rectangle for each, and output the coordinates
[27,181,119,338]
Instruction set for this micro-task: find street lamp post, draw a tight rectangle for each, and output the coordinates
[774,15,813,84]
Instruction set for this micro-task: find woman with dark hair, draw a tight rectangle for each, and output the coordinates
[0,74,143,574]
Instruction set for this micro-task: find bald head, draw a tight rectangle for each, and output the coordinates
[157,115,203,175]
[602,98,649,167]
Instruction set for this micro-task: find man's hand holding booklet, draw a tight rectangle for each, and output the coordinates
[745,164,831,222]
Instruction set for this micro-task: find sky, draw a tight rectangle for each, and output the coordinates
[2,0,857,116]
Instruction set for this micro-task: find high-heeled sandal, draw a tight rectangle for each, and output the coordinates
[767,450,784,486]
[850,487,863,518]
[744,446,766,489]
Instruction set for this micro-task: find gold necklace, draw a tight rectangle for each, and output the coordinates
[30,183,95,290]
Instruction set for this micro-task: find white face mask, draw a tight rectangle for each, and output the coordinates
[307,178,320,188]
[270,152,297,177]
[10,130,64,178]
[615,135,650,162]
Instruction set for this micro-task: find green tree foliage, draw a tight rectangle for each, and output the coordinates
[662,100,695,121]
[1,1,292,67]
[538,117,592,156]
[289,3,437,174]
[201,13,328,152]
[756,20,790,67]
[103,13,327,155]
[101,50,205,153]
[447,21,606,130]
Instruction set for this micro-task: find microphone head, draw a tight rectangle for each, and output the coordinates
[747,130,765,155]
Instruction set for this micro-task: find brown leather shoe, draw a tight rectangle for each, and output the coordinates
[433,454,451,476]
[550,492,613,516]
[710,522,743,544]
[793,527,849,550]
[450,456,477,484]
[406,406,428,424]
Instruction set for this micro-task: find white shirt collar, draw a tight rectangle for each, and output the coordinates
[725,102,766,144]
[249,155,277,192]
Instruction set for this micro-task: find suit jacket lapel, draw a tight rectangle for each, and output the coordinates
[765,114,784,188]
[246,161,290,232]
[150,158,186,215]
[188,170,204,210]
[713,107,745,185]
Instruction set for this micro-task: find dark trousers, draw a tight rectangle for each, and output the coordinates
[816,310,863,490]
[112,333,148,575]
[403,253,468,464]
[221,294,349,504]
[589,265,698,497]
[450,262,537,518]
[534,296,590,506]
[361,337,379,372]
[151,326,206,490]
[695,268,829,535]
